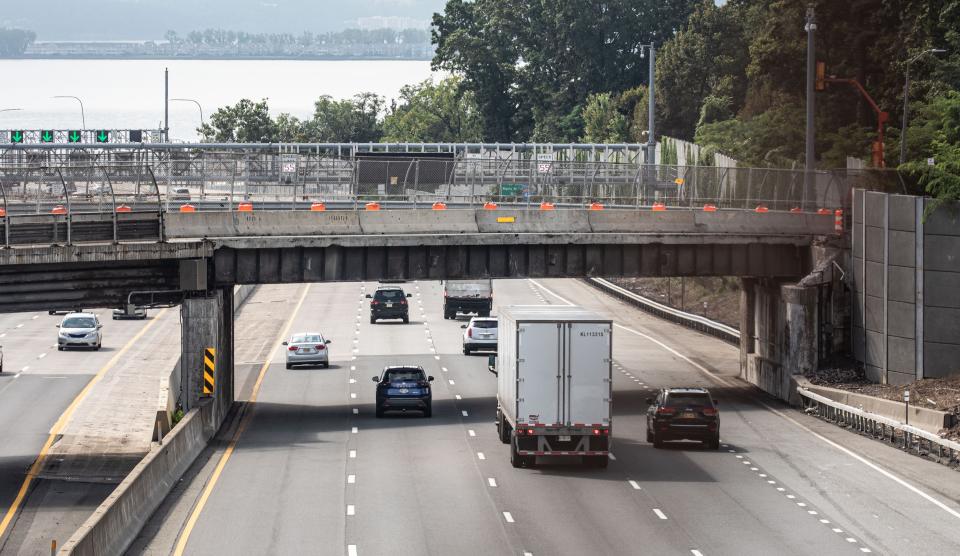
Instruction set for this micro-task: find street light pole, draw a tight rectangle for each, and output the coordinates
[0,108,23,114]
[899,49,947,166]
[171,98,204,125]
[804,5,816,211]
[639,43,656,164]
[52,95,85,129]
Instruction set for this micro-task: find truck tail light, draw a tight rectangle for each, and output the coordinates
[527,429,536,435]
[592,428,610,436]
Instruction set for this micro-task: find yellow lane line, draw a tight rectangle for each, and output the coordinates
[173,284,311,556]
[0,309,170,539]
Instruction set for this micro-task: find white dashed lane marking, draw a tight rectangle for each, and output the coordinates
[461,410,469,417]
[352,408,359,415]
[487,478,497,487]
[691,551,704,556]
[347,545,358,556]
[37,353,46,359]
[653,509,668,520]
[502,512,515,523]
[349,450,357,459]
[346,505,355,516]
[468,430,476,437]
[476,452,485,460]
[628,480,641,490]
[347,475,356,484]
[351,427,358,434]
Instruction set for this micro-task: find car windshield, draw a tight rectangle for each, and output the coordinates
[62,317,96,328]
[292,334,322,343]
[375,289,403,300]
[665,393,712,407]
[384,369,424,382]
[471,320,497,329]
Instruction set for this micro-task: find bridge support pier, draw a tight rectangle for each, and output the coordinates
[180,288,234,429]
[740,278,819,401]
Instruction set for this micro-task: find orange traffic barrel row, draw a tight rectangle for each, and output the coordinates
[588,202,604,211]
[539,202,555,211]
[483,202,498,210]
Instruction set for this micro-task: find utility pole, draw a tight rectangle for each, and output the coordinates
[164,67,170,142]
[647,42,656,165]
[804,5,817,210]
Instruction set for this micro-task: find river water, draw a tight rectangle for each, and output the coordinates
[0,59,437,141]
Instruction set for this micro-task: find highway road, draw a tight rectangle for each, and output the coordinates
[0,307,159,554]
[128,278,960,556]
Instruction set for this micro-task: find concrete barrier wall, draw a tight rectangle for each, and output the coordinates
[359,209,479,234]
[852,190,960,383]
[164,211,362,238]
[793,377,953,433]
[61,404,213,556]
[476,209,591,233]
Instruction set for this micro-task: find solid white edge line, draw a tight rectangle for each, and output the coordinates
[653,508,668,520]
[613,321,960,522]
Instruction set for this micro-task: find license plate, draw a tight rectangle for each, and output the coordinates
[681,412,696,419]
[558,435,571,442]
[481,334,492,338]
[399,388,409,393]
[385,303,393,308]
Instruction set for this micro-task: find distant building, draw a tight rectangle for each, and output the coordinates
[356,16,429,31]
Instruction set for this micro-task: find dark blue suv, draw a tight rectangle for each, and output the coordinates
[372,366,434,418]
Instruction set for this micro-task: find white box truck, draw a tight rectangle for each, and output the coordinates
[492,305,613,468]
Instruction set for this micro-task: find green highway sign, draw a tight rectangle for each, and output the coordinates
[96,130,109,143]
[41,130,54,143]
[69,130,82,143]
[500,183,526,196]
[10,131,24,144]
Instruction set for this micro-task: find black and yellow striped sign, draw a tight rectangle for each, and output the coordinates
[202,347,215,396]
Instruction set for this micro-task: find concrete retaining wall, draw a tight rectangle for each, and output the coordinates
[852,190,960,382]
[61,403,215,556]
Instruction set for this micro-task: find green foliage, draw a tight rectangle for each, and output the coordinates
[432,0,699,142]
[0,28,36,56]
[198,99,277,143]
[696,103,806,168]
[382,77,483,143]
[581,93,628,143]
[307,93,384,143]
[899,92,960,206]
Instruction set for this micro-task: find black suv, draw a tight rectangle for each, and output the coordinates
[372,366,434,417]
[366,286,412,324]
[646,387,720,449]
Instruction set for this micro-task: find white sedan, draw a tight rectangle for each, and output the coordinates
[283,332,331,369]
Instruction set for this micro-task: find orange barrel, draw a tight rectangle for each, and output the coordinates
[116,204,132,213]
[588,202,604,211]
[834,209,844,234]
[702,204,718,212]
[51,205,67,215]
[0,207,6,217]
[539,202,555,211]
[365,202,381,211]
[483,202,498,210]
[790,207,803,213]
[237,201,254,212]
[179,204,197,213]
[754,205,769,213]
[651,203,667,211]
[432,202,447,210]
[816,208,832,215]
[310,202,326,212]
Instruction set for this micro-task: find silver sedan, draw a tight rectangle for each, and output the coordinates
[283,332,331,369]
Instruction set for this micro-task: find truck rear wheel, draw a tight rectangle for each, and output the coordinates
[510,437,525,468]
[498,414,511,444]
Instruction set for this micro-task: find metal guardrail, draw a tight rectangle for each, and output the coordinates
[585,277,740,345]
[798,387,960,468]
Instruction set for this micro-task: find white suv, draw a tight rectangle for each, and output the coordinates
[461,317,498,355]
[57,312,103,350]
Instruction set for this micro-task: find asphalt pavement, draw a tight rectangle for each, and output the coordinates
[130,278,960,556]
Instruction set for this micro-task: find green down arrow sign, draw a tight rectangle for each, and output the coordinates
[41,130,53,143]
[69,130,81,143]
[11,131,23,144]
[96,130,109,143]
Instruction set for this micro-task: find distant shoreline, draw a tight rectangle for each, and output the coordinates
[1,55,433,61]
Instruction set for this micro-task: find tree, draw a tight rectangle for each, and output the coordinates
[900,92,960,206]
[197,99,277,143]
[581,93,628,143]
[382,77,483,143]
[307,93,384,142]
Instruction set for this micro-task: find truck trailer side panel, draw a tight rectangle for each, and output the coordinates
[517,322,561,425]
[566,322,612,426]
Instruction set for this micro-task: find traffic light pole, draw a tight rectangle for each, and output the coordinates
[804,5,816,211]
[164,68,170,143]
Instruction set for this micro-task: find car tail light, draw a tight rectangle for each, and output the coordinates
[702,407,717,416]
[371,300,380,305]
[657,407,676,416]
[592,429,600,435]
[400,299,407,305]
[468,328,473,338]
[287,346,298,351]
[526,429,535,435]
[315,344,326,350]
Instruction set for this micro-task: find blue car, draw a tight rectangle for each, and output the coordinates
[372,366,434,418]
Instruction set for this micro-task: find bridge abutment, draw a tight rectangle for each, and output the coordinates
[180,288,234,430]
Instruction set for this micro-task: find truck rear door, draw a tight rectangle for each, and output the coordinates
[564,322,611,426]
[517,322,561,425]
